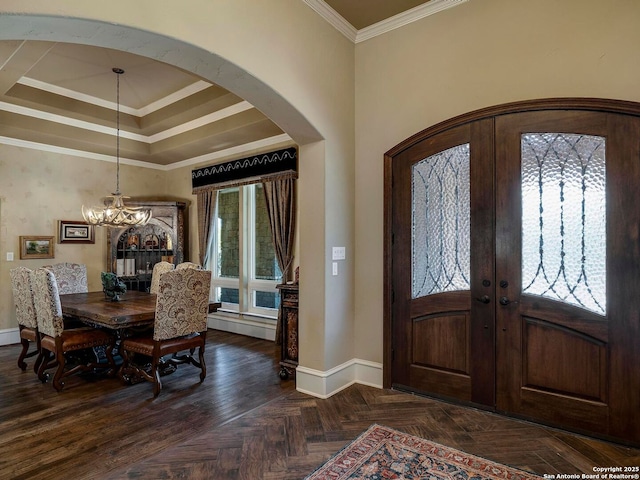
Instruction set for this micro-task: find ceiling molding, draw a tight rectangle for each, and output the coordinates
[0,132,294,171]
[356,0,469,43]
[0,99,255,144]
[302,0,358,43]
[165,133,294,171]
[304,0,469,44]
[0,135,166,170]
[17,77,212,116]
[147,101,254,143]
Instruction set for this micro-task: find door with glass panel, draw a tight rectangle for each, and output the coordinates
[388,102,640,444]
[390,119,496,406]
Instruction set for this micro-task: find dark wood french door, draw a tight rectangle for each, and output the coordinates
[385,100,640,445]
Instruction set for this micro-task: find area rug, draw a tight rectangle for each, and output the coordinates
[305,424,541,480]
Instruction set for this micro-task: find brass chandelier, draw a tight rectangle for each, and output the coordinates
[82,68,152,227]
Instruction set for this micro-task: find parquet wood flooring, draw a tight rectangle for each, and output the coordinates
[1,330,638,479]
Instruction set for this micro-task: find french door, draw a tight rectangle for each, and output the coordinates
[385,100,640,445]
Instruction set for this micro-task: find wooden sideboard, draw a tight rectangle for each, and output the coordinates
[277,283,298,379]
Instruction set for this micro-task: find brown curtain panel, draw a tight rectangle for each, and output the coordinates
[262,177,296,344]
[196,190,218,267]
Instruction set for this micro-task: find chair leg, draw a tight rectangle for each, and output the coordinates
[33,348,43,375]
[198,345,206,383]
[52,350,67,392]
[151,357,162,398]
[17,338,30,370]
[37,350,53,383]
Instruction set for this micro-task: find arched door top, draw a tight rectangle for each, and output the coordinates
[386,98,640,158]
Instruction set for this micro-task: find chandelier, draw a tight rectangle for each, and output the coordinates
[82,68,152,227]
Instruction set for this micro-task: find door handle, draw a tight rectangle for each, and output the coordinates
[475,295,491,304]
[499,296,518,306]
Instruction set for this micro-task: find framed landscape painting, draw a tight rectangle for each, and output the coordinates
[59,220,95,244]
[20,236,55,259]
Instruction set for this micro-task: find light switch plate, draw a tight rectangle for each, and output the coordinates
[332,246,345,260]
[332,262,338,276]
[6,252,14,261]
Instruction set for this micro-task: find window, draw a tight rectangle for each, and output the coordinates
[206,184,281,316]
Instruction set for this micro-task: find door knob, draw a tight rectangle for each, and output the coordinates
[499,296,511,306]
[476,295,491,304]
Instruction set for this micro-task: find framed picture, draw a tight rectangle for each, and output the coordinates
[20,236,55,259]
[58,220,95,244]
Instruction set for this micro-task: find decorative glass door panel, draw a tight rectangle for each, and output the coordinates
[521,133,606,315]
[412,144,470,299]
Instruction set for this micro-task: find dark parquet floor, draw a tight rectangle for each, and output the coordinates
[0,329,638,479]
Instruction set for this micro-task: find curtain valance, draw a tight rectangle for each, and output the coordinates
[192,147,297,194]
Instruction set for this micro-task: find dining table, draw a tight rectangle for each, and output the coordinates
[60,290,221,330]
[60,290,222,382]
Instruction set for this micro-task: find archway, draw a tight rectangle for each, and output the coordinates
[0,14,323,146]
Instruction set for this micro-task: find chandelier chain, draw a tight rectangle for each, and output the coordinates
[115,67,122,195]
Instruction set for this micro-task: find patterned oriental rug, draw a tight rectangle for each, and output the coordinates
[305,424,542,480]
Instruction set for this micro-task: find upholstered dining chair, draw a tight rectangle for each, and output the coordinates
[45,262,88,294]
[118,268,211,397]
[149,261,175,294]
[10,266,41,372]
[175,261,202,270]
[32,268,116,391]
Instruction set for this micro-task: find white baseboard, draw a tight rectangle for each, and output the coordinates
[207,312,276,341]
[296,358,383,399]
[0,328,20,346]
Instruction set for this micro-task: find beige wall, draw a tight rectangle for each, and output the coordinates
[353,0,640,363]
[0,144,168,329]
[0,0,356,373]
[3,0,638,381]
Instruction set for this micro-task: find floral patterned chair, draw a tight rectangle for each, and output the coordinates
[175,261,202,270]
[149,261,175,294]
[45,262,88,294]
[32,268,116,391]
[10,266,41,372]
[118,268,211,397]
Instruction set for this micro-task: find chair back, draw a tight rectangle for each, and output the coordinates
[149,261,175,294]
[32,268,65,338]
[10,267,37,329]
[175,262,201,270]
[154,268,211,341]
[45,262,88,294]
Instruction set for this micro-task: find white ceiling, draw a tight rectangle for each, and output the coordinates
[0,1,456,169]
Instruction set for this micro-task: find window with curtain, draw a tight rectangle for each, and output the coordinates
[207,184,282,316]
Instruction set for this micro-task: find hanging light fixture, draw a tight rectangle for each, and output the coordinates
[82,68,152,227]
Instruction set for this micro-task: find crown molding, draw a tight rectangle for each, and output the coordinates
[0,99,254,144]
[356,0,469,43]
[0,133,293,171]
[302,0,357,42]
[17,77,212,116]
[304,0,469,44]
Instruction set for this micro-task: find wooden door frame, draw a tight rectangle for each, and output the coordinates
[383,97,640,390]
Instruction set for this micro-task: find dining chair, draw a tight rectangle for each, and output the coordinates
[10,266,41,372]
[175,261,202,270]
[32,268,116,391]
[149,261,175,294]
[45,262,88,294]
[118,268,211,397]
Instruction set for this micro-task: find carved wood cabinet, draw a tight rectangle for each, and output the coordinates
[107,201,188,292]
[277,282,298,379]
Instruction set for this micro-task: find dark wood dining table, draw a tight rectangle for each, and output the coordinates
[60,290,221,330]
